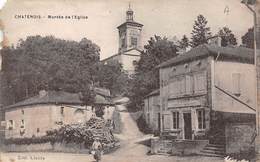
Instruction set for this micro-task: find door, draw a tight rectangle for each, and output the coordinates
[183,113,192,139]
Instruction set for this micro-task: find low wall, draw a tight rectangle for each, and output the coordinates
[151,138,208,156]
[171,140,208,155]
[4,142,90,153]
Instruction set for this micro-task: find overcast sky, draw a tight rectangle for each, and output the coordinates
[0,0,253,59]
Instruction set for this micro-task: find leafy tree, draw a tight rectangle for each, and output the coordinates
[218,27,237,47]
[190,14,212,47]
[178,35,189,50]
[1,35,100,105]
[129,35,178,111]
[242,27,254,49]
[91,60,130,96]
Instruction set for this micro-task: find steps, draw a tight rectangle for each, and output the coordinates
[199,144,226,157]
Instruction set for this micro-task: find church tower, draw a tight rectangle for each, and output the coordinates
[117,4,143,53]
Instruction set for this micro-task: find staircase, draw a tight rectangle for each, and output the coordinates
[199,143,226,157]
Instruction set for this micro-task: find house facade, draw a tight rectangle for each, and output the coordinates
[4,89,115,139]
[158,44,256,145]
[102,6,143,74]
[143,89,160,133]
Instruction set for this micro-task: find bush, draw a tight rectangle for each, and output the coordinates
[136,115,153,134]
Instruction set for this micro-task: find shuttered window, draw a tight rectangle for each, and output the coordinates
[172,112,179,129]
[232,73,241,96]
[197,109,206,129]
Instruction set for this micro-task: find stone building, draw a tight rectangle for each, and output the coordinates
[143,89,160,133]
[102,5,143,74]
[156,44,256,155]
[4,89,115,139]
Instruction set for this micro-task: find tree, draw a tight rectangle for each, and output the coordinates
[190,14,212,47]
[1,35,100,105]
[218,27,237,47]
[92,60,130,96]
[178,35,189,50]
[241,27,254,49]
[129,35,178,111]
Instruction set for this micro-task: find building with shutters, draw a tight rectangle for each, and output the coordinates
[3,88,115,139]
[157,44,256,148]
[102,5,143,75]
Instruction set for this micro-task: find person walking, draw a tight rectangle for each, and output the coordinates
[92,138,102,162]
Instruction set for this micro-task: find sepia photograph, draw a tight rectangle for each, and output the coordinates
[0,0,259,162]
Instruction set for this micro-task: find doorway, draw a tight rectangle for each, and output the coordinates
[183,113,192,139]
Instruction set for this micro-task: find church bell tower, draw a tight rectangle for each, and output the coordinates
[117,4,143,53]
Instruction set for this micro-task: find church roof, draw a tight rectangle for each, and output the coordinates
[157,44,254,69]
[117,21,143,29]
[101,48,141,62]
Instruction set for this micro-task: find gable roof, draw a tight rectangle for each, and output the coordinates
[5,90,113,110]
[157,44,254,69]
[117,21,143,29]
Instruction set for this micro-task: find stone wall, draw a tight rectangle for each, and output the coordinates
[225,122,255,155]
[151,138,208,155]
[4,142,89,153]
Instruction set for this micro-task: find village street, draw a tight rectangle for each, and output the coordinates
[0,111,223,162]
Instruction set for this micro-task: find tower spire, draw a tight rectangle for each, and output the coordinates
[126,2,133,22]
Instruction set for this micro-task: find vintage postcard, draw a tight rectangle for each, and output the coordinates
[0,0,259,162]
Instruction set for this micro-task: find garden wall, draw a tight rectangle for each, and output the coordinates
[4,142,89,153]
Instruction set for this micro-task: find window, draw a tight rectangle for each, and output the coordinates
[197,109,206,129]
[232,73,241,96]
[121,38,126,48]
[172,112,179,129]
[60,107,64,115]
[37,128,40,133]
[20,120,25,129]
[131,37,138,46]
[7,120,14,130]
[21,109,24,115]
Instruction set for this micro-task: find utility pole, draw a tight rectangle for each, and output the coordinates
[241,0,260,155]
[253,0,260,155]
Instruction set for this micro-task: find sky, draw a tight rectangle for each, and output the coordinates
[0,0,254,59]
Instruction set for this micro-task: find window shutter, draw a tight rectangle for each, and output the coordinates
[163,114,172,130]
[185,75,192,94]
[232,73,241,96]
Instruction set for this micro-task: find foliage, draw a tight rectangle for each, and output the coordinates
[92,60,131,96]
[1,35,100,105]
[178,35,189,50]
[129,35,178,111]
[218,27,237,47]
[190,14,212,47]
[241,27,254,49]
[46,118,115,148]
